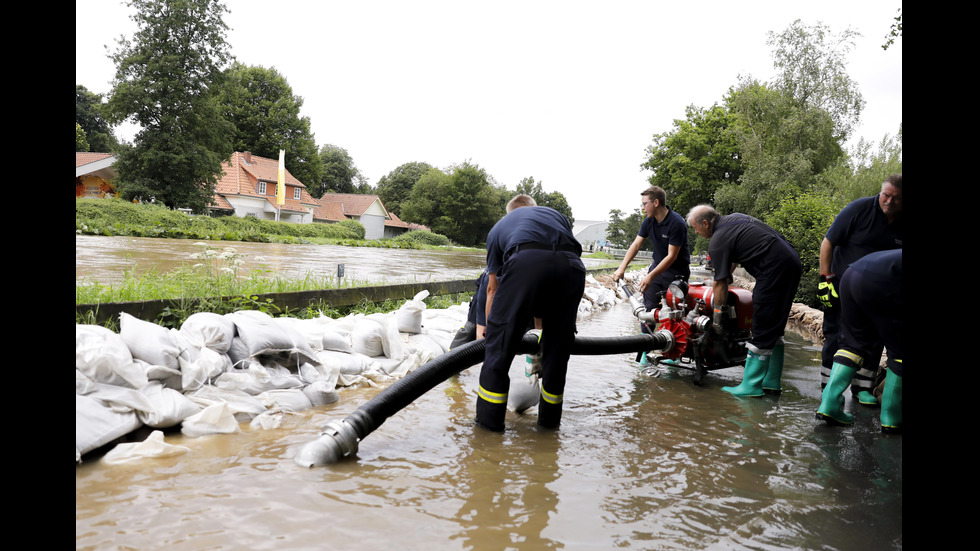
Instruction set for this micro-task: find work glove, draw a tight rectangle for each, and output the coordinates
[817,274,839,309]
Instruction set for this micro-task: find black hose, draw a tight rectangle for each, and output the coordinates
[296,332,669,466]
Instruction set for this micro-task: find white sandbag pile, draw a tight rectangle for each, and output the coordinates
[76,276,624,464]
[75,303,469,463]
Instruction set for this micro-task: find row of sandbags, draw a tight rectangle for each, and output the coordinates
[76,276,625,464]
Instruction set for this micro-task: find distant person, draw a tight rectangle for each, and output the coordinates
[476,195,585,432]
[612,186,691,311]
[687,205,802,396]
[817,174,903,406]
[817,249,902,432]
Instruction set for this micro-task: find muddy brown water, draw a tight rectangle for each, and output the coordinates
[75,237,901,550]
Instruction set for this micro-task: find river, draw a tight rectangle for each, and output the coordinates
[75,236,902,550]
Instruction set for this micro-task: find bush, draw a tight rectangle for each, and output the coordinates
[391,229,451,246]
[765,191,842,307]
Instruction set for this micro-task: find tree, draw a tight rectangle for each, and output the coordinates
[105,0,235,212]
[716,78,843,217]
[76,123,90,152]
[315,144,360,197]
[514,176,575,225]
[764,191,840,306]
[400,162,505,246]
[76,85,119,152]
[641,103,742,216]
[767,19,865,143]
[605,208,643,249]
[882,8,902,50]
[218,62,322,191]
[375,161,433,217]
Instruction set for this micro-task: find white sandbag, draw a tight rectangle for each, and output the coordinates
[76,394,142,461]
[321,329,354,353]
[315,349,372,375]
[102,430,191,465]
[181,402,242,437]
[225,310,317,368]
[213,362,304,395]
[76,324,148,389]
[118,312,186,371]
[83,381,155,414]
[257,388,313,412]
[185,385,268,421]
[275,316,337,351]
[249,410,286,430]
[141,360,183,390]
[395,290,429,334]
[350,313,404,359]
[138,382,202,428]
[178,346,231,391]
[180,312,236,353]
[298,361,340,388]
[302,381,340,407]
[409,333,448,358]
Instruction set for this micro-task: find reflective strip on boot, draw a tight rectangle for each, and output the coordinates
[477,385,508,404]
[540,387,563,405]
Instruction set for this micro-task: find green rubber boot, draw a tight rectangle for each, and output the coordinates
[722,351,769,397]
[856,390,880,406]
[880,370,902,433]
[762,344,785,394]
[816,362,857,425]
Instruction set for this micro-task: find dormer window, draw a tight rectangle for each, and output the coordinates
[259,182,267,195]
[293,187,301,200]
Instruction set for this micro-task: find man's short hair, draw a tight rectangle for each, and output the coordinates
[884,174,902,190]
[687,204,719,227]
[641,186,666,206]
[506,194,537,212]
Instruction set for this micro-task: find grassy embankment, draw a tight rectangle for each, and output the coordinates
[76,198,621,328]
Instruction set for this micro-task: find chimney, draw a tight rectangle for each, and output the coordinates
[243,151,251,164]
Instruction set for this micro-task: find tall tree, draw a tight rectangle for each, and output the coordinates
[767,19,865,143]
[375,161,433,216]
[605,208,643,249]
[315,144,360,197]
[105,0,235,212]
[514,176,575,225]
[218,62,322,191]
[641,103,742,217]
[400,162,505,246]
[76,85,119,152]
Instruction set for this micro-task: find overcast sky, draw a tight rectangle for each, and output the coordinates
[76,0,902,222]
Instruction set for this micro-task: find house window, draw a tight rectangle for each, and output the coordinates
[259,182,267,195]
[293,187,301,200]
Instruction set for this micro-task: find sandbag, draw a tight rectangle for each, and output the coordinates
[395,290,429,334]
[225,310,317,368]
[76,394,142,461]
[257,388,313,412]
[138,382,202,428]
[102,430,190,465]
[180,312,236,353]
[119,312,186,371]
[181,402,241,437]
[184,385,268,421]
[76,324,147,389]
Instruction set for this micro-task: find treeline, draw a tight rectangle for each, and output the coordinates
[607,20,902,307]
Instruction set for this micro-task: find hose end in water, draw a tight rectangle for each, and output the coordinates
[294,419,361,467]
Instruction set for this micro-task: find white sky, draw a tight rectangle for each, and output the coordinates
[76,0,902,222]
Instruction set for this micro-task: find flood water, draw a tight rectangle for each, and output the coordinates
[75,304,902,550]
[75,236,901,550]
[75,234,491,285]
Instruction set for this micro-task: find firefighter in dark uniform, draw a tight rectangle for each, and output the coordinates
[817,248,902,431]
[475,195,586,432]
[818,174,903,406]
[688,205,802,396]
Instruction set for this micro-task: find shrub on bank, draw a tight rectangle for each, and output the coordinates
[391,229,451,247]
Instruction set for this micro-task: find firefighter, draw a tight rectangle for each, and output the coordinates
[687,205,802,396]
[818,175,903,405]
[475,195,585,432]
[817,249,902,431]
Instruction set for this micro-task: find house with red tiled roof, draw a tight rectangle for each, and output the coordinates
[314,193,429,240]
[211,151,320,223]
[76,152,118,198]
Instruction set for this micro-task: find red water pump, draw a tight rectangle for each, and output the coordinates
[622,277,754,385]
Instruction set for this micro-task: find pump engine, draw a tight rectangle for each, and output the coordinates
[623,278,753,385]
